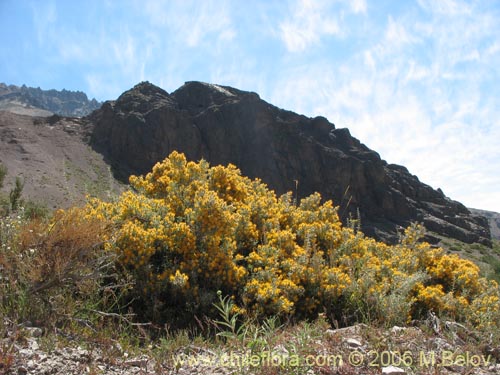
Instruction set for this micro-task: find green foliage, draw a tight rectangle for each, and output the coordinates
[213,290,249,344]
[9,176,24,211]
[0,163,6,189]
[21,200,50,220]
[482,254,500,283]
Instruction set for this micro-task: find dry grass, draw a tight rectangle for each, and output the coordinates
[0,207,115,329]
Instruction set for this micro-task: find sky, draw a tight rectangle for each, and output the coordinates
[1,0,499,212]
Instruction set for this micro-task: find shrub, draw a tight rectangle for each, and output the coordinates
[83,152,499,330]
[0,207,114,327]
[9,176,24,211]
[0,163,6,189]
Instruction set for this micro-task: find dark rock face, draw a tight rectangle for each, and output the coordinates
[89,81,492,246]
[469,208,500,241]
[0,83,101,117]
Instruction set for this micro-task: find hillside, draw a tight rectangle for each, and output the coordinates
[0,83,101,117]
[0,111,122,209]
[89,81,491,246]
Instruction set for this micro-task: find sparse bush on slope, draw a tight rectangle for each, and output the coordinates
[0,207,114,328]
[83,152,499,330]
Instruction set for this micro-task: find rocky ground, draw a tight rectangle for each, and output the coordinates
[3,318,499,375]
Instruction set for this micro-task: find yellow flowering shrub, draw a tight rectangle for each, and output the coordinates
[84,152,499,329]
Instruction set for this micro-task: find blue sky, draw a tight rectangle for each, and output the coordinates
[1,0,499,212]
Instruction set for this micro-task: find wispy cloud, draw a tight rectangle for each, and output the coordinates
[279,0,342,52]
[31,0,57,45]
[349,0,367,14]
[142,0,235,48]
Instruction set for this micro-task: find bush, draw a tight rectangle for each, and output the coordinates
[0,163,6,189]
[0,207,114,327]
[21,200,50,220]
[84,152,500,331]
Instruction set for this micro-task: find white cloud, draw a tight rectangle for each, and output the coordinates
[141,0,235,48]
[385,16,420,46]
[417,0,471,16]
[31,0,57,45]
[279,0,341,52]
[349,0,367,14]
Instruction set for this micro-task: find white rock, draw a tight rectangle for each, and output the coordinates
[382,365,406,374]
[28,338,39,350]
[273,344,289,356]
[345,338,362,348]
[18,348,33,357]
[27,359,37,370]
[391,326,406,333]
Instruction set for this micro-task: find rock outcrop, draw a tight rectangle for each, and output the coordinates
[469,208,500,241]
[0,83,101,117]
[89,81,491,246]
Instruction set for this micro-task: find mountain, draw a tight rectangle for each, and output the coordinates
[89,81,491,246]
[0,83,101,117]
[469,208,500,240]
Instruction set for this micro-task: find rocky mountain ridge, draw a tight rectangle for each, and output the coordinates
[89,81,491,246]
[0,82,101,117]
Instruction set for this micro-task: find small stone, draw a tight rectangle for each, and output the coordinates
[391,326,406,333]
[382,365,406,374]
[124,358,148,367]
[28,338,39,350]
[17,366,28,374]
[273,344,289,356]
[26,327,43,337]
[345,338,362,348]
[27,359,36,370]
[18,348,33,357]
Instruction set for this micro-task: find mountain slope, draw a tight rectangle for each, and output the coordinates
[0,83,101,117]
[0,111,122,208]
[89,81,491,246]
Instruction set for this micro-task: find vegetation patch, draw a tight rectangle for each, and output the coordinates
[1,154,499,374]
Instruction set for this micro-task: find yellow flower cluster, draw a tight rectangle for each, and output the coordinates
[84,152,500,328]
